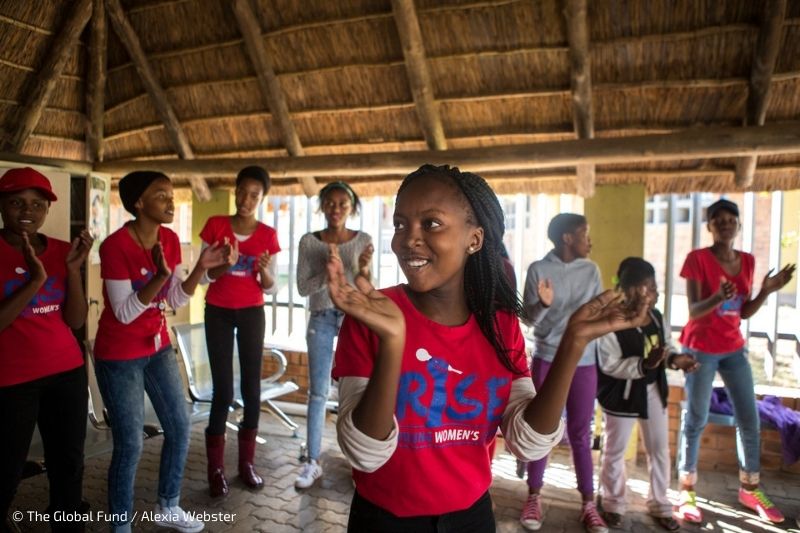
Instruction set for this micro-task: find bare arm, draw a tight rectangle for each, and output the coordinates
[741,264,796,319]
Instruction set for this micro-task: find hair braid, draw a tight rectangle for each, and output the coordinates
[398,165,524,374]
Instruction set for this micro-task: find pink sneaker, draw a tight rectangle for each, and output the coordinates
[738,488,785,523]
[580,501,609,533]
[677,490,703,523]
[520,494,543,530]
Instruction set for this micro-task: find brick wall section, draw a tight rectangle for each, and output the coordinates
[642,385,800,475]
[266,349,800,474]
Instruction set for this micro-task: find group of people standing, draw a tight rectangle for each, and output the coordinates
[518,202,794,532]
[0,163,795,533]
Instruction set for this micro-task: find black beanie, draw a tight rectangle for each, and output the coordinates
[118,171,168,216]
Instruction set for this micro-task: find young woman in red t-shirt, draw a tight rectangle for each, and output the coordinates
[94,171,229,533]
[676,199,795,524]
[327,164,653,531]
[199,166,281,497]
[0,167,93,531]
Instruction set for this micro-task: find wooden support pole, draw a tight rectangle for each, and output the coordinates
[94,122,800,178]
[86,0,107,162]
[4,0,92,152]
[391,0,447,151]
[231,0,317,197]
[735,0,786,188]
[564,0,595,197]
[105,0,211,200]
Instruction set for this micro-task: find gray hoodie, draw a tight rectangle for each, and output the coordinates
[522,250,602,366]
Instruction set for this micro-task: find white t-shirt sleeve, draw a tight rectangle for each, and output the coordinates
[105,279,148,324]
[500,377,566,462]
[335,376,399,472]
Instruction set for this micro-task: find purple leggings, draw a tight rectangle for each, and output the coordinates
[526,359,598,497]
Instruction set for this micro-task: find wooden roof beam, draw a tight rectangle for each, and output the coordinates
[391,0,447,151]
[95,122,800,178]
[564,0,595,197]
[231,0,317,197]
[4,0,92,152]
[105,0,211,201]
[735,0,786,188]
[85,0,106,162]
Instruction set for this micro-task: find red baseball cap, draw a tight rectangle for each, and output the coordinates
[0,167,58,202]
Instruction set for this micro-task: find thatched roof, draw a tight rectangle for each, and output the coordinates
[1,0,800,196]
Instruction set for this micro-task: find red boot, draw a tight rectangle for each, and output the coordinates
[238,426,264,490]
[205,430,229,497]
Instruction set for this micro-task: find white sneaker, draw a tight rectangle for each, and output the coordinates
[154,504,204,533]
[295,460,323,489]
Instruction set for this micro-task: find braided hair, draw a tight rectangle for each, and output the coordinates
[398,164,524,374]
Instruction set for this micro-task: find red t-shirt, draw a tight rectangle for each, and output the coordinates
[199,215,281,309]
[332,285,529,517]
[0,236,83,386]
[94,225,181,360]
[679,247,755,354]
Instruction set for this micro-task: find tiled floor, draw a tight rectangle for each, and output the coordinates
[9,411,800,532]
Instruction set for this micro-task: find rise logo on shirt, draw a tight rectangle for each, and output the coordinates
[131,270,170,302]
[717,294,745,317]
[228,255,256,277]
[3,272,64,317]
[395,346,509,449]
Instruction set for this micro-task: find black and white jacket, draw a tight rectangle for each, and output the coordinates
[596,309,673,419]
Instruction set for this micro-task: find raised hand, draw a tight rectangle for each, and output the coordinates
[223,237,240,267]
[197,242,229,270]
[358,243,374,279]
[66,229,94,272]
[537,278,554,307]
[21,232,46,283]
[327,243,403,340]
[761,264,796,294]
[152,242,172,278]
[566,288,652,344]
[670,353,701,373]
[717,276,736,301]
[643,345,668,370]
[257,249,271,272]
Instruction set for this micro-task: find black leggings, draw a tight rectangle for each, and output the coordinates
[348,490,496,533]
[0,366,88,533]
[204,304,265,434]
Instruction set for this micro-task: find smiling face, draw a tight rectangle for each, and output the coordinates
[321,188,353,230]
[707,209,740,243]
[134,177,174,224]
[0,188,50,237]
[235,177,264,218]
[391,175,483,296]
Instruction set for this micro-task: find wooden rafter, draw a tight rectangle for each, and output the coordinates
[95,122,800,178]
[105,0,211,200]
[231,0,317,197]
[391,0,447,150]
[85,0,106,162]
[734,0,786,188]
[4,0,92,152]
[564,0,595,197]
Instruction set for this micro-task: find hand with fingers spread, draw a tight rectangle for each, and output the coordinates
[66,229,94,272]
[197,241,230,271]
[537,278,554,307]
[21,232,47,284]
[716,275,737,301]
[327,243,404,340]
[566,288,652,344]
[761,264,796,294]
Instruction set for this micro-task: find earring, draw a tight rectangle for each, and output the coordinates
[468,246,474,253]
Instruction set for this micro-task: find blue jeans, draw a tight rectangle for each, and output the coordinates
[305,309,344,461]
[679,347,760,483]
[95,347,191,532]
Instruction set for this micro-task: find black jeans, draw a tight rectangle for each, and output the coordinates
[0,365,88,532]
[348,490,496,533]
[204,303,266,434]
